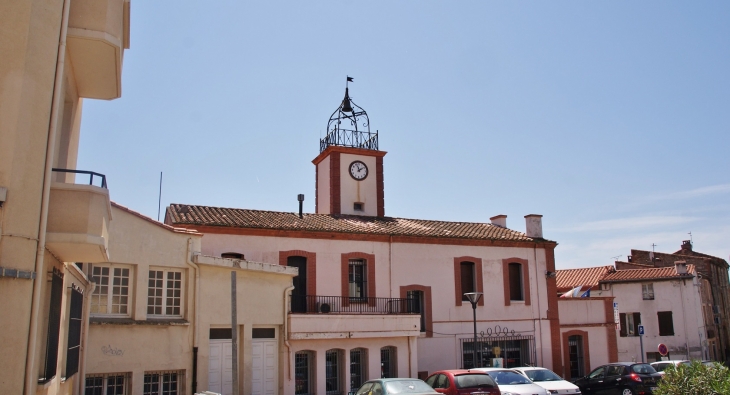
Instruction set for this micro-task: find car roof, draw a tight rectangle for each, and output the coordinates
[651,360,689,364]
[473,367,518,372]
[513,367,549,371]
[431,369,490,375]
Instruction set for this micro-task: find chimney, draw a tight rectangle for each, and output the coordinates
[681,240,692,252]
[524,214,543,238]
[675,260,688,275]
[297,194,305,218]
[490,215,507,228]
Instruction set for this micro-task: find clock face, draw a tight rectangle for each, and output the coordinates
[349,160,368,180]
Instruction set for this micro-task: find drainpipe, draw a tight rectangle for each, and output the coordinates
[679,278,690,359]
[25,0,71,392]
[78,281,96,395]
[533,246,544,367]
[283,285,294,380]
[185,238,201,392]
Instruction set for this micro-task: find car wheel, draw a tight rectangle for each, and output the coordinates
[621,388,635,395]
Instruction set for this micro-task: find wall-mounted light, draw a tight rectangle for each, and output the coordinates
[545,270,557,279]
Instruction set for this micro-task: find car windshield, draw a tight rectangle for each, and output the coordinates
[523,369,562,382]
[489,371,532,385]
[631,364,658,374]
[454,374,496,389]
[384,380,435,393]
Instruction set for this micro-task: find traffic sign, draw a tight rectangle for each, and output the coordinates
[638,325,644,335]
[658,343,668,356]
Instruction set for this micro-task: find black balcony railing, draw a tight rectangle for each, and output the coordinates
[320,129,378,153]
[52,168,107,189]
[290,295,418,315]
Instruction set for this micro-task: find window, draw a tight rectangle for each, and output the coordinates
[508,263,523,301]
[350,348,367,390]
[295,351,314,395]
[85,373,129,395]
[144,371,183,395]
[147,269,183,317]
[380,346,396,378]
[658,311,675,336]
[65,284,84,379]
[460,262,475,300]
[40,267,64,383]
[348,259,367,299]
[619,312,641,337]
[568,335,585,379]
[407,290,426,332]
[642,283,654,300]
[325,349,342,395]
[354,202,364,211]
[90,264,131,316]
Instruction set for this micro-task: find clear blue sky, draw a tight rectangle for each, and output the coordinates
[78,1,730,269]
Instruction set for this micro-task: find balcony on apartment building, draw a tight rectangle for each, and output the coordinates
[46,169,111,263]
[67,0,130,99]
[288,295,423,340]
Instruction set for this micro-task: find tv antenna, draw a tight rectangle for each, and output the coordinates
[688,231,693,244]
[611,255,622,262]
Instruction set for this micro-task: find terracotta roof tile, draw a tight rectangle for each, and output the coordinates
[600,265,695,283]
[556,266,613,292]
[112,201,202,235]
[165,204,552,243]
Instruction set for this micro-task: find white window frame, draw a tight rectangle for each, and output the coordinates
[147,268,184,318]
[143,370,184,395]
[89,264,133,317]
[85,372,130,395]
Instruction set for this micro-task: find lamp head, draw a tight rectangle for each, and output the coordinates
[463,292,483,305]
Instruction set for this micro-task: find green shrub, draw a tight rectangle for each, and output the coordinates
[655,360,730,395]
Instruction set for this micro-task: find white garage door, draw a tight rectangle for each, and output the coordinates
[252,339,277,395]
[209,340,233,395]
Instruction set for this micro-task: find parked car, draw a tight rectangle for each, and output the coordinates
[424,369,501,395]
[472,368,549,395]
[649,360,690,376]
[512,367,582,394]
[353,378,441,395]
[571,362,662,395]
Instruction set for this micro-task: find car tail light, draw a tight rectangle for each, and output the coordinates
[629,373,642,382]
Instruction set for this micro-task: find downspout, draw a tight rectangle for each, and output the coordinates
[533,246,544,366]
[679,278,690,360]
[389,236,393,298]
[283,285,294,380]
[78,281,96,395]
[25,0,71,392]
[185,238,200,393]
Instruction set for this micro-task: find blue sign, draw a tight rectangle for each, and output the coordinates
[638,325,644,335]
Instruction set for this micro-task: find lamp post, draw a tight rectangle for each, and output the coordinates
[464,292,483,368]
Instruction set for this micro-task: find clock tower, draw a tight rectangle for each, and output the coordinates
[313,83,386,217]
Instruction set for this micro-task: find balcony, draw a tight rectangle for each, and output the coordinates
[288,295,422,339]
[45,169,112,263]
[67,0,130,99]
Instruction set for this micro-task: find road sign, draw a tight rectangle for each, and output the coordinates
[658,343,668,356]
[638,325,644,335]
[613,302,618,309]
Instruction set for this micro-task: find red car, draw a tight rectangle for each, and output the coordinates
[425,369,501,395]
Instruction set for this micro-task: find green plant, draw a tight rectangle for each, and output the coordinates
[655,360,730,395]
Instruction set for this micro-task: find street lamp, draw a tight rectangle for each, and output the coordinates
[464,292,483,368]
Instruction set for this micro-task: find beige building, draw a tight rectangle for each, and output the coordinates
[1,0,130,393]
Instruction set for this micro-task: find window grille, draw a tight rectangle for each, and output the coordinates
[380,347,396,378]
[295,351,314,395]
[325,349,341,395]
[642,283,654,300]
[350,349,366,390]
[568,335,585,378]
[90,265,130,315]
[148,270,182,317]
[460,336,534,369]
[65,283,84,379]
[460,262,475,300]
[407,290,425,332]
[40,267,64,383]
[508,263,523,301]
[144,370,184,395]
[85,373,130,395]
[348,260,367,299]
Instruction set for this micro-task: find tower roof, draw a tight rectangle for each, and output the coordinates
[320,78,378,152]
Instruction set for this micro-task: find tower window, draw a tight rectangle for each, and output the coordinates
[354,202,364,211]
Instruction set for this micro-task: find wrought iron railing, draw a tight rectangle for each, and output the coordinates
[52,168,107,188]
[320,129,378,152]
[290,295,418,315]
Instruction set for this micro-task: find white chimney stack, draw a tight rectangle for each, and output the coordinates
[490,215,507,228]
[524,214,543,238]
[675,260,688,275]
